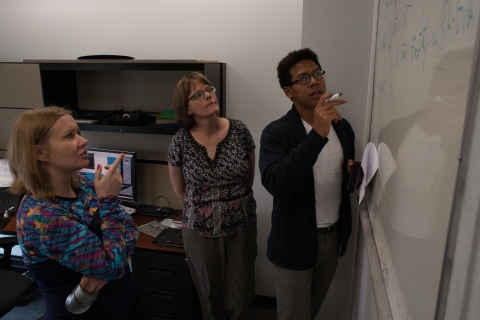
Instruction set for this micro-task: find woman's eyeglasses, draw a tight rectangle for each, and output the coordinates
[187,85,216,101]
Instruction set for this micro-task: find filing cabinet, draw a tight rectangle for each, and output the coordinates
[132,250,201,319]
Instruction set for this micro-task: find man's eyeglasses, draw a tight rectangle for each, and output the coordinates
[291,70,326,85]
[187,85,216,101]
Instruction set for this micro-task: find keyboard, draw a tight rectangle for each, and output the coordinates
[135,204,182,219]
[0,189,18,203]
[0,188,20,214]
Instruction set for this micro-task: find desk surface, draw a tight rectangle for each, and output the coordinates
[0,213,185,254]
[134,214,184,254]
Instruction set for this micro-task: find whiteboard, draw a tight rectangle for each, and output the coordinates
[366,0,480,319]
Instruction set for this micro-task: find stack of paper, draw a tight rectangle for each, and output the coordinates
[138,220,166,237]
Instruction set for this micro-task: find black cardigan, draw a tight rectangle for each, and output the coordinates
[259,106,355,270]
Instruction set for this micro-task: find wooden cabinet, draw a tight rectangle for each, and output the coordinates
[132,250,201,319]
[0,63,44,150]
[23,59,226,135]
[0,59,227,202]
[132,215,201,319]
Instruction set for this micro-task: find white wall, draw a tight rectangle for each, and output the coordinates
[0,0,304,297]
[302,0,374,159]
[301,0,376,319]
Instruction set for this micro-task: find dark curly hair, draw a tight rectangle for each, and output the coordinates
[277,48,322,88]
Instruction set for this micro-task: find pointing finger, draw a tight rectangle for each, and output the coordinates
[105,153,124,174]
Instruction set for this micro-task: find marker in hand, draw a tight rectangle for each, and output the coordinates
[325,93,343,104]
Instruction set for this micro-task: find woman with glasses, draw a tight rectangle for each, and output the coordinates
[168,72,257,320]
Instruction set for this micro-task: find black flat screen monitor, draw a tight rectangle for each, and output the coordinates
[79,148,137,202]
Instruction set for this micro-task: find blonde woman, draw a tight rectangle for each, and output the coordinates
[9,107,138,319]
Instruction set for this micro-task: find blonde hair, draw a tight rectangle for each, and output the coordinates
[173,72,212,129]
[8,106,75,199]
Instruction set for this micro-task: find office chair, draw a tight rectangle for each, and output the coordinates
[0,236,33,317]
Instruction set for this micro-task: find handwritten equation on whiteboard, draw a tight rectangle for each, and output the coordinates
[368,0,480,319]
[376,0,475,102]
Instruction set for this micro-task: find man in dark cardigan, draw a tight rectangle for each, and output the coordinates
[259,48,355,319]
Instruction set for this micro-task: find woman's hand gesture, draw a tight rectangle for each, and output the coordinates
[94,153,124,199]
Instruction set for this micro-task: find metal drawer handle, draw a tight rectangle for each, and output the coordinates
[149,290,174,300]
[148,266,174,276]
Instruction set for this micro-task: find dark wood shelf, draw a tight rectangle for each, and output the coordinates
[38,62,206,72]
[30,59,226,135]
[78,121,181,135]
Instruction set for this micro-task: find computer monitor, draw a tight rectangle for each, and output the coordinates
[78,148,137,202]
[0,158,14,188]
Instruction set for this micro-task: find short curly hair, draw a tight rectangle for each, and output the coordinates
[277,48,322,88]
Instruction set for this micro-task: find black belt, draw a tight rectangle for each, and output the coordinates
[317,222,337,235]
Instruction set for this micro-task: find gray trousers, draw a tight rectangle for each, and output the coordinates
[182,223,257,320]
[274,229,340,320]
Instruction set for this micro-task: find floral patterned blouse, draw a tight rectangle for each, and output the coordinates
[168,118,257,237]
